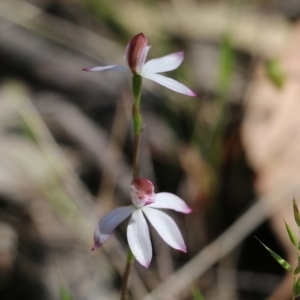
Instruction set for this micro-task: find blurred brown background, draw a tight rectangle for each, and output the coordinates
[1,0,300,299]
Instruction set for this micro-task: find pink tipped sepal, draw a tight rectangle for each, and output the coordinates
[91,243,101,251]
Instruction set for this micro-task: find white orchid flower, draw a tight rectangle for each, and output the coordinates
[92,178,192,268]
[83,33,197,97]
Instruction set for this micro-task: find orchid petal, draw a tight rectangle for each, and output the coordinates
[127,209,152,267]
[143,207,187,252]
[148,193,192,214]
[142,51,184,73]
[83,65,129,72]
[92,206,134,251]
[141,72,197,97]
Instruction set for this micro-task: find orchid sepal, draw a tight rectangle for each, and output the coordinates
[142,207,187,252]
[148,192,192,213]
[92,205,134,251]
[141,72,198,97]
[142,51,185,73]
[127,209,152,267]
[83,65,128,72]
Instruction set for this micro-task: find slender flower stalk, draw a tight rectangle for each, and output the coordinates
[120,248,134,300]
[132,74,143,179]
[121,74,143,299]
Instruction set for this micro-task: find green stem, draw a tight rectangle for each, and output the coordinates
[120,74,143,300]
[132,74,142,111]
[132,129,141,179]
[131,74,143,180]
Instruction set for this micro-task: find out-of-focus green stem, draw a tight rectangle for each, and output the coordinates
[120,74,143,300]
[207,34,234,170]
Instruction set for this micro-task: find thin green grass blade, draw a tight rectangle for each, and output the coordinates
[294,264,300,275]
[293,277,300,298]
[20,118,38,143]
[60,286,73,300]
[256,237,292,272]
[284,220,297,246]
[192,286,205,300]
[265,59,285,89]
[218,34,234,99]
[293,198,300,228]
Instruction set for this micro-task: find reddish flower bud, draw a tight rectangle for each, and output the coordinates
[125,33,150,74]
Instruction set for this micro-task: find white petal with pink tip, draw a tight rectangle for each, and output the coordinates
[83,65,128,72]
[148,192,192,214]
[93,206,134,250]
[142,51,184,73]
[142,207,187,252]
[141,72,197,97]
[127,209,152,267]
